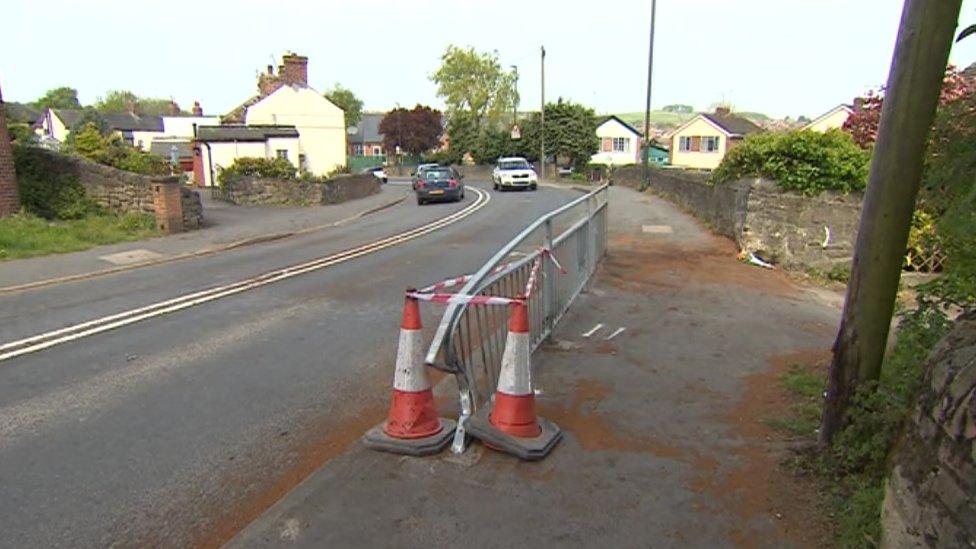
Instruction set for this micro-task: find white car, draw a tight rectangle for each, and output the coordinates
[363,166,388,183]
[492,157,538,191]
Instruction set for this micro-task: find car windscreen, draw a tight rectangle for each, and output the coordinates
[499,161,531,170]
[424,169,453,180]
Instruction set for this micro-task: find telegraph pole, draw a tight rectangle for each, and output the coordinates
[511,65,519,125]
[540,46,546,179]
[640,0,657,191]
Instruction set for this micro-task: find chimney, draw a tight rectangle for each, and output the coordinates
[266,64,274,76]
[169,100,181,115]
[852,97,864,112]
[714,106,731,116]
[192,101,203,116]
[280,53,308,86]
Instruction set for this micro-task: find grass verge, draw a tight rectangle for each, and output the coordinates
[0,212,158,261]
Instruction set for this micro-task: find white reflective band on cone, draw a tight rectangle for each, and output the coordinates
[496,330,532,395]
[393,328,429,392]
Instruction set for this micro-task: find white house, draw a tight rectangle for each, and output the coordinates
[590,115,642,166]
[802,104,854,132]
[193,52,347,186]
[41,104,218,152]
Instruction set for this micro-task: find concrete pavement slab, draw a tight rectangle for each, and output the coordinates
[229,186,843,548]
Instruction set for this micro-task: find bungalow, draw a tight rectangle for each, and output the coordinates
[591,115,643,166]
[192,125,301,187]
[802,104,854,132]
[668,107,761,170]
[40,103,219,151]
[199,52,346,185]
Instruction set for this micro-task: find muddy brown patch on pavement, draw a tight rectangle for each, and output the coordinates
[692,348,833,548]
[605,234,798,298]
[540,379,684,460]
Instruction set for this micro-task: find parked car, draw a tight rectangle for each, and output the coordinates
[557,165,574,177]
[362,165,388,183]
[492,157,538,191]
[414,166,465,205]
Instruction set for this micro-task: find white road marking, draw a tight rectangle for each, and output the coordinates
[0,188,490,363]
[582,323,604,338]
[605,327,626,341]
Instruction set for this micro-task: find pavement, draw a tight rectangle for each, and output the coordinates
[0,180,585,548]
[228,186,845,548]
[0,185,410,292]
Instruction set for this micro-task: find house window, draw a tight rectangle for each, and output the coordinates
[612,137,630,152]
[372,146,382,156]
[352,144,364,156]
[679,136,692,152]
[679,135,720,153]
[276,149,289,160]
[703,136,721,152]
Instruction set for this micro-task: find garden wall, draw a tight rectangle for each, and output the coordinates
[881,311,976,547]
[615,166,864,270]
[22,148,202,230]
[221,173,380,206]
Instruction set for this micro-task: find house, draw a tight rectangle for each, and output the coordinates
[150,138,194,173]
[644,142,670,166]
[347,113,385,158]
[192,125,301,187]
[802,104,854,132]
[195,52,347,186]
[40,103,218,151]
[668,107,762,170]
[590,115,643,166]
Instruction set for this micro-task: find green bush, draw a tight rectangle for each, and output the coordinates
[12,145,102,220]
[68,122,170,176]
[713,129,870,195]
[217,157,296,187]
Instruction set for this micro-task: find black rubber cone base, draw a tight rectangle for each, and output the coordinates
[362,418,457,457]
[464,405,561,461]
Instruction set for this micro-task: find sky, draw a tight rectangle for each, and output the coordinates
[3,0,976,119]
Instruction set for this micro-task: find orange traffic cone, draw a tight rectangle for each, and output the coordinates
[465,300,561,460]
[363,295,455,455]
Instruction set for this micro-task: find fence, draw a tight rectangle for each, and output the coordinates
[425,184,610,453]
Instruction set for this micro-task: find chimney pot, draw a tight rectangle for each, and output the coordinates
[267,64,274,75]
[192,101,203,116]
[714,106,731,116]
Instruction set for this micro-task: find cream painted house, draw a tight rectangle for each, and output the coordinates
[194,52,347,186]
[41,108,218,151]
[590,115,643,166]
[668,108,762,170]
[802,104,854,132]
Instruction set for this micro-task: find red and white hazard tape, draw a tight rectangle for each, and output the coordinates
[409,247,564,307]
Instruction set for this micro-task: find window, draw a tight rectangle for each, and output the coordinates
[679,135,720,153]
[372,146,382,156]
[612,137,630,152]
[351,144,364,156]
[276,149,289,160]
[703,136,721,152]
[679,136,692,152]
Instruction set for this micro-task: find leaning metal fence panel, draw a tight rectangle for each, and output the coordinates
[426,184,610,453]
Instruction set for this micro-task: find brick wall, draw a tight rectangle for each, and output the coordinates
[615,166,863,270]
[0,85,20,216]
[881,311,976,547]
[221,173,380,206]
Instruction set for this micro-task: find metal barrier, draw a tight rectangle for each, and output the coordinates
[426,184,610,453]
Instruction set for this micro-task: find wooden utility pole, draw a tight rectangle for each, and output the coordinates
[540,46,546,180]
[820,0,963,444]
[640,0,657,191]
[0,82,20,217]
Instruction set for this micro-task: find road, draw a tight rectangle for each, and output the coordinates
[0,180,580,548]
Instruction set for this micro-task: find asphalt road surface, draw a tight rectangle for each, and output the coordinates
[0,181,579,548]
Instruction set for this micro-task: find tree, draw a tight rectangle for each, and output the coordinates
[535,99,600,169]
[324,84,363,128]
[32,86,81,110]
[95,90,180,115]
[843,66,974,148]
[820,0,962,445]
[379,105,443,157]
[662,104,693,113]
[431,45,515,131]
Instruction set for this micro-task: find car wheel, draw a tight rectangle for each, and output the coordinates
[530,184,537,191]
[416,196,424,206]
[382,177,388,184]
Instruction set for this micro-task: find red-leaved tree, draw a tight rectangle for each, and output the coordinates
[844,66,975,147]
[379,105,443,157]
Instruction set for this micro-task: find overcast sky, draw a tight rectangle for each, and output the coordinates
[3,0,976,119]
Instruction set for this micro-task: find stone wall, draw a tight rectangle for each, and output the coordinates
[615,166,863,270]
[881,311,976,548]
[20,147,203,231]
[221,173,380,206]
